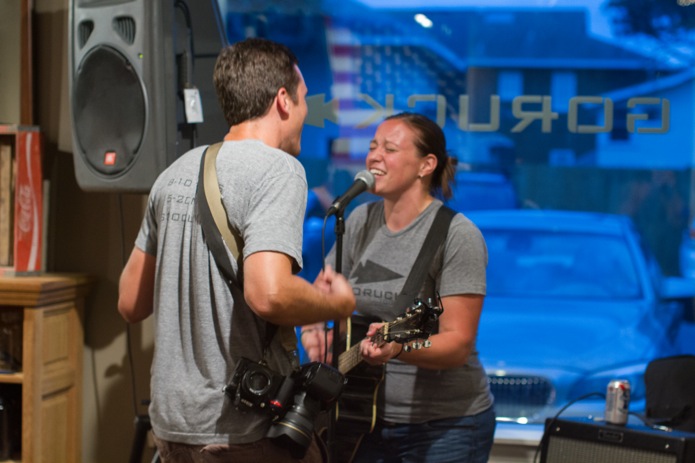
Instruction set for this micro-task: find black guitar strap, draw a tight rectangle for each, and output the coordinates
[358,201,456,314]
[397,204,456,310]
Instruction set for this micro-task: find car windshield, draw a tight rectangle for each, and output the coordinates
[483,229,642,299]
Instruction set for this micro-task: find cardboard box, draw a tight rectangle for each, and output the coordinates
[0,125,42,275]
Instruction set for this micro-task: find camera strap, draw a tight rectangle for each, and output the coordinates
[196,143,298,366]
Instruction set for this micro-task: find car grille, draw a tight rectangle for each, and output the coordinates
[488,375,555,420]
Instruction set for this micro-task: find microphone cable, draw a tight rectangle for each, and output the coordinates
[321,212,332,365]
[533,392,606,463]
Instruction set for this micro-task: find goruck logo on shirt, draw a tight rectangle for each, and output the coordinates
[351,260,404,302]
[353,260,403,284]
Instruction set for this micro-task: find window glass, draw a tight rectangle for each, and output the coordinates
[482,229,642,299]
[213,1,695,438]
[216,0,693,278]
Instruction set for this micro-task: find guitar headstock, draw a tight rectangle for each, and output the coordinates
[377,298,443,351]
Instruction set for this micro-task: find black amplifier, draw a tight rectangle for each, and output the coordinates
[541,417,695,463]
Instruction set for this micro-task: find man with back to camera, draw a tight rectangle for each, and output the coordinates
[118,38,355,462]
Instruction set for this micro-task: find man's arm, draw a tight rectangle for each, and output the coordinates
[243,250,355,326]
[118,246,156,323]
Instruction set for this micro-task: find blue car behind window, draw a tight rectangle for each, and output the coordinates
[467,209,695,444]
[485,230,641,299]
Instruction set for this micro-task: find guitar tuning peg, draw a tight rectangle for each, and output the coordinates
[403,345,412,353]
[412,342,422,350]
[423,340,432,348]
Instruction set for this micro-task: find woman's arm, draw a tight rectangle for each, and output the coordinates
[360,293,484,369]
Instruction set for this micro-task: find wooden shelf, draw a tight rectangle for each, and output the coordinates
[0,371,23,384]
[0,273,92,463]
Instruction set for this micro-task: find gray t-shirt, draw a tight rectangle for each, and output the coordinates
[327,199,494,423]
[135,139,307,445]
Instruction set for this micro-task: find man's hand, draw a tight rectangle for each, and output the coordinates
[315,265,355,319]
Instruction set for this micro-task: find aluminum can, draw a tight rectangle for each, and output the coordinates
[605,379,630,425]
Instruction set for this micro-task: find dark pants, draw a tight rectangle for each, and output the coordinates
[153,434,325,463]
[352,407,496,463]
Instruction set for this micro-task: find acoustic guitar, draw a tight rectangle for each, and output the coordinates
[322,297,443,462]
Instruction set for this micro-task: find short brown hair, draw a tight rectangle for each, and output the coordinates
[213,38,300,127]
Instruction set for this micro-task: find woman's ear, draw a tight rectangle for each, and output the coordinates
[420,153,438,178]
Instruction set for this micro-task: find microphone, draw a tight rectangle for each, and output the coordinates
[326,170,375,216]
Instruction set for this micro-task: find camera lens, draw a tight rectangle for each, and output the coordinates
[266,391,317,458]
[244,370,272,395]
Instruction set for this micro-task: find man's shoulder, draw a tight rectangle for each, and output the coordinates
[149,145,206,192]
[220,140,304,173]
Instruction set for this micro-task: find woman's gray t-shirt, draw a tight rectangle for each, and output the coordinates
[327,200,494,423]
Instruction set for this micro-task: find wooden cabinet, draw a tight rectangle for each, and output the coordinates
[0,274,92,463]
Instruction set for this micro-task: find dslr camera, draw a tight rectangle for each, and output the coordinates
[225,358,288,415]
[225,357,345,457]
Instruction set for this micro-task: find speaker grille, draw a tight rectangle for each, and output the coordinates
[546,435,677,463]
[77,20,94,48]
[113,16,136,44]
[73,45,146,176]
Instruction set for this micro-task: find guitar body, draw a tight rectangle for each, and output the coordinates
[319,314,384,463]
[316,299,443,463]
[335,315,384,434]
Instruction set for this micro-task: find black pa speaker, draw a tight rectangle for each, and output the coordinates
[69,0,227,192]
[541,417,695,463]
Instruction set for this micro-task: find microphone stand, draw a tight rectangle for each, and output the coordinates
[326,208,345,463]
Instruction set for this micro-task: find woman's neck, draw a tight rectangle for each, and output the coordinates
[383,194,434,232]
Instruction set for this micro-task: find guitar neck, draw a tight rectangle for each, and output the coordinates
[338,343,362,374]
[337,327,386,375]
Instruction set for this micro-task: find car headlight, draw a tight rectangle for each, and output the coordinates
[569,363,647,403]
